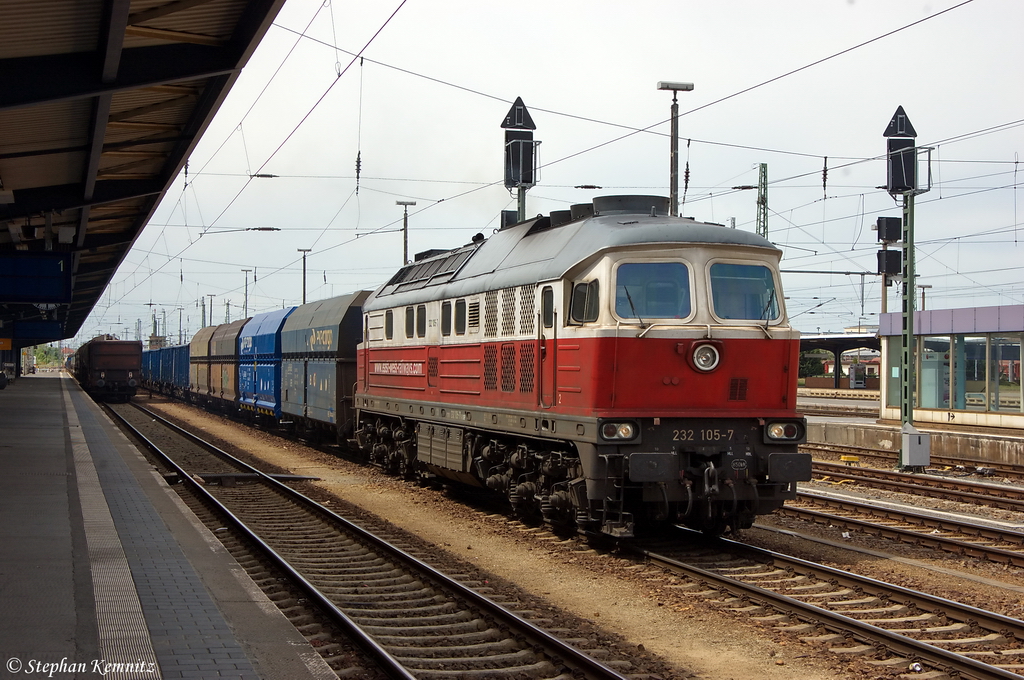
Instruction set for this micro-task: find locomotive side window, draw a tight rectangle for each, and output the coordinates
[405,307,414,338]
[542,287,554,328]
[570,280,600,323]
[441,301,452,336]
[385,310,393,340]
[416,305,427,337]
[709,263,779,320]
[614,262,691,319]
[455,299,467,335]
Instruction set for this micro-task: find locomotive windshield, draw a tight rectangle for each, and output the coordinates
[614,262,691,319]
[709,262,779,320]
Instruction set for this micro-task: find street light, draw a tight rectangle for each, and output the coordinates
[297,249,311,304]
[396,201,416,265]
[657,81,694,217]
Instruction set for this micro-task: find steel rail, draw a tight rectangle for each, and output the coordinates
[784,493,1024,568]
[802,442,1024,481]
[110,406,417,680]
[628,531,1024,680]
[121,402,629,680]
[813,460,1024,512]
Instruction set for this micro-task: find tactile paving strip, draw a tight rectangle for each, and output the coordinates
[64,381,162,680]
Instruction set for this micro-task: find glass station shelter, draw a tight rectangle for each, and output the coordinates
[880,304,1023,428]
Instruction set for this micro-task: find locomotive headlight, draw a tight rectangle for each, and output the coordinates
[600,421,637,441]
[766,421,803,440]
[692,344,720,372]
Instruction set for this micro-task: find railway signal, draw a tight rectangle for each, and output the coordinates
[883,106,932,469]
[501,97,540,223]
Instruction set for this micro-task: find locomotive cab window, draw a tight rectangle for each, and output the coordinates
[416,305,427,338]
[709,262,780,321]
[441,301,452,336]
[570,280,600,323]
[614,262,691,319]
[455,299,467,335]
[542,287,554,328]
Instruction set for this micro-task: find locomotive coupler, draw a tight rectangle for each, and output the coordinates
[702,462,720,497]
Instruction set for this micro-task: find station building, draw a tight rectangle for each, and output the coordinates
[880,304,1023,428]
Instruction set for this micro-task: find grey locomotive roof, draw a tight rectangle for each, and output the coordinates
[364,197,780,312]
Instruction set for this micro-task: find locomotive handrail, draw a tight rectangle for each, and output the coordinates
[637,321,688,338]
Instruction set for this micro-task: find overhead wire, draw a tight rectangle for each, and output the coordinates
[108,0,1009,327]
[108,0,410,310]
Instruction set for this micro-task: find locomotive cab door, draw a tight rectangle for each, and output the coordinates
[539,286,556,408]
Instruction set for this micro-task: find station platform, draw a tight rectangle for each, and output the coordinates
[0,373,334,680]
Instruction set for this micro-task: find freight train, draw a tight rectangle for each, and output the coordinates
[71,336,143,402]
[142,195,810,536]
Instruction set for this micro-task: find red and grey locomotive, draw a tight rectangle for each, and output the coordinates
[354,195,810,536]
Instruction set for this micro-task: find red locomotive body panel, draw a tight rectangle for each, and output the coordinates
[360,335,799,418]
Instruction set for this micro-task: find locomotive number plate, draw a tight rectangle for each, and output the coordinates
[672,429,734,442]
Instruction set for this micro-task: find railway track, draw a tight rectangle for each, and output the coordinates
[802,442,1024,482]
[107,402,642,680]
[782,490,1024,568]
[630,529,1024,679]
[813,460,1024,512]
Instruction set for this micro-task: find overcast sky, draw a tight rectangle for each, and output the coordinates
[80,0,1024,343]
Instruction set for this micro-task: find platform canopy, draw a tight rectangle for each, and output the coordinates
[0,0,285,347]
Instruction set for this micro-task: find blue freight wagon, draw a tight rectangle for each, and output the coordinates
[281,291,368,442]
[164,344,190,398]
[238,307,295,419]
[142,348,158,388]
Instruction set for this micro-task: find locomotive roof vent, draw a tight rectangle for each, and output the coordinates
[592,195,670,216]
[570,202,594,220]
[414,248,449,262]
[549,209,573,227]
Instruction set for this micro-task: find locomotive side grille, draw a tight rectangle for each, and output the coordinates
[484,292,499,338]
[519,343,535,393]
[428,357,439,379]
[500,288,517,336]
[519,284,536,335]
[484,345,497,390]
[468,301,480,330]
[500,343,517,392]
[729,378,748,401]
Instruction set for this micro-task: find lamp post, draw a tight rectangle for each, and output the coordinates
[297,249,311,304]
[241,269,251,317]
[396,201,416,265]
[657,81,694,217]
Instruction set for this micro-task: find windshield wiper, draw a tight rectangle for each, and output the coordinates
[758,288,776,338]
[623,287,646,328]
[759,288,776,323]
